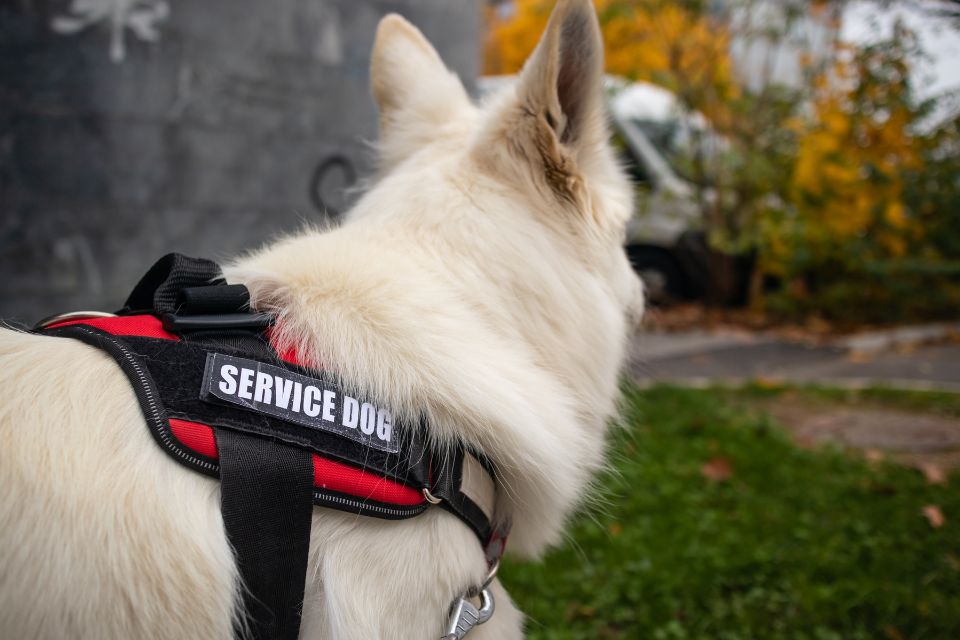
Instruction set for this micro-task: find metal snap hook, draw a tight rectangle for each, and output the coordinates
[442,587,495,640]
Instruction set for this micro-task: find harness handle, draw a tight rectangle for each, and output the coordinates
[122,253,225,314]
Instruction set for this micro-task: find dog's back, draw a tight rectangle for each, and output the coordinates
[0,1,642,637]
[0,330,238,638]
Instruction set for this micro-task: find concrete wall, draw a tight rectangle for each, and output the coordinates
[0,0,480,322]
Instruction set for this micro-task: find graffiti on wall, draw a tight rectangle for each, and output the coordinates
[51,0,170,62]
[310,154,356,220]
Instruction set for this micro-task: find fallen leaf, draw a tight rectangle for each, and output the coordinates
[753,376,785,389]
[793,434,818,448]
[701,456,734,482]
[564,601,597,621]
[867,482,897,496]
[847,350,874,363]
[806,316,832,333]
[788,278,809,298]
[577,604,596,618]
[922,505,945,529]
[883,625,904,640]
[919,463,947,486]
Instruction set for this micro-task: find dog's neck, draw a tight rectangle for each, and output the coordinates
[225,186,629,556]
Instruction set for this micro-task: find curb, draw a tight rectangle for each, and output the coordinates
[837,322,960,354]
[632,376,960,394]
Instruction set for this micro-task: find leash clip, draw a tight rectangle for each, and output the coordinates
[440,559,499,639]
[442,588,494,640]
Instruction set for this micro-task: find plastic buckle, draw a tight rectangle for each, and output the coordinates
[160,312,275,332]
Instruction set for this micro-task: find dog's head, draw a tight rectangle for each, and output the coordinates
[234,0,643,556]
[368,0,641,314]
[354,0,644,553]
[363,0,643,418]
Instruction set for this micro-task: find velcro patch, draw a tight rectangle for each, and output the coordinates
[200,353,399,453]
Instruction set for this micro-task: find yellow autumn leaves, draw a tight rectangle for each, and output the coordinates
[484,1,951,321]
[484,0,737,124]
[790,44,923,264]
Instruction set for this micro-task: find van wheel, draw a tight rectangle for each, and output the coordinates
[625,245,686,305]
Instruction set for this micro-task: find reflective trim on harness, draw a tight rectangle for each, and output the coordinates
[45,313,179,340]
[168,417,426,505]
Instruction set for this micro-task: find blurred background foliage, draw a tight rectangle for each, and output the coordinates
[483,0,960,326]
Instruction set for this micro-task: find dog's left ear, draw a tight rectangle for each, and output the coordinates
[370,14,471,169]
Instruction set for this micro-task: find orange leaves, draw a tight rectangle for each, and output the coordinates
[482,0,551,76]
[785,27,928,271]
[485,2,945,320]
[599,0,670,78]
[884,201,907,229]
[483,0,740,139]
[483,0,738,125]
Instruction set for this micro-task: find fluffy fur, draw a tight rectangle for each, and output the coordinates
[0,1,642,637]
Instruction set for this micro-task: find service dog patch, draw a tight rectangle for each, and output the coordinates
[201,353,398,453]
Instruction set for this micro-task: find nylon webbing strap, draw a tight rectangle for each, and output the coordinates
[217,429,314,640]
[123,253,225,314]
[431,450,496,549]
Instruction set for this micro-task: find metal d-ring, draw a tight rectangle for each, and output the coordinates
[34,310,117,330]
[482,558,500,589]
[422,487,443,505]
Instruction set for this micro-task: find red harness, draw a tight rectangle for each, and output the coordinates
[37,253,507,640]
[46,313,426,508]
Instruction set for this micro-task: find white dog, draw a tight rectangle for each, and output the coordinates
[0,0,642,637]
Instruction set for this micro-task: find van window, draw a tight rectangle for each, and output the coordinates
[611,130,651,186]
[631,117,723,188]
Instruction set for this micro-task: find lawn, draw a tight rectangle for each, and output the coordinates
[500,385,960,640]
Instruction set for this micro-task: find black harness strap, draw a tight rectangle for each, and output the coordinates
[429,449,494,547]
[126,255,316,640]
[218,429,314,640]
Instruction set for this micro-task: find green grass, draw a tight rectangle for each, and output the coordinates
[500,385,960,640]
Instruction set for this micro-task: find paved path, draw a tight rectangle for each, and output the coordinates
[630,330,960,391]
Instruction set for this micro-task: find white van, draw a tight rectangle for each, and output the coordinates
[607,80,740,303]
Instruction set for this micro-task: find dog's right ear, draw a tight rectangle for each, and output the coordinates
[370,14,471,170]
[476,0,607,206]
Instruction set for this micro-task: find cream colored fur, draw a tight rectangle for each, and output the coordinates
[0,1,642,637]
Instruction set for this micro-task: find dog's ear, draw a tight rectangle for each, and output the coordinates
[477,0,606,202]
[520,0,604,150]
[370,14,471,168]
